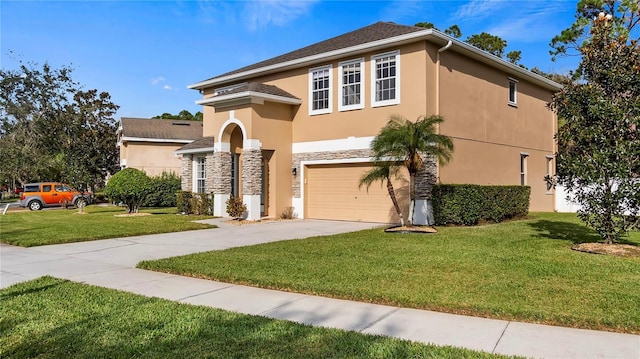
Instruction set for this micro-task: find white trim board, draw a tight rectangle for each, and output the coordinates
[292,136,374,154]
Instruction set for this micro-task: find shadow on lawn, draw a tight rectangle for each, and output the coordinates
[528,219,601,244]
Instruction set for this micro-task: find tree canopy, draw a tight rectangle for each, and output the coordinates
[104,167,152,213]
[0,58,119,190]
[153,110,202,121]
[550,4,640,243]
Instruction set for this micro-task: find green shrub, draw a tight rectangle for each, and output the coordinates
[104,168,152,213]
[226,196,246,220]
[176,191,213,215]
[432,184,530,225]
[191,193,213,215]
[176,191,193,214]
[143,171,181,208]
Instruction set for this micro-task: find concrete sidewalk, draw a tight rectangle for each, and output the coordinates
[1,218,639,358]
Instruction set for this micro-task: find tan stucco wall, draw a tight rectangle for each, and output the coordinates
[436,50,557,211]
[197,39,558,212]
[121,142,184,177]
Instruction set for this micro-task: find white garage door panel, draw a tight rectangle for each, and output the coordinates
[305,164,409,223]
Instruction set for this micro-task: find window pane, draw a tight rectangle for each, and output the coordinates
[374,55,397,103]
[311,68,330,111]
[340,61,362,108]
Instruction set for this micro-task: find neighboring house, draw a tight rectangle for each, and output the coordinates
[117,118,203,177]
[177,22,561,223]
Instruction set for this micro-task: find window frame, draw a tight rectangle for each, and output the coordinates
[194,156,206,193]
[308,65,332,115]
[508,78,518,107]
[371,50,400,107]
[338,58,364,112]
[520,152,529,186]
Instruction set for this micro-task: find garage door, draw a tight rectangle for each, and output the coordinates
[305,163,409,223]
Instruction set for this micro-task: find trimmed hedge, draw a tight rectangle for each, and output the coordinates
[432,184,530,225]
[143,171,181,208]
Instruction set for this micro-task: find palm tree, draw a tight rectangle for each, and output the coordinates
[371,115,454,225]
[359,162,405,226]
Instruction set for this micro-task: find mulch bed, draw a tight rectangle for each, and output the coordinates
[571,243,640,258]
[385,225,438,234]
[114,213,152,217]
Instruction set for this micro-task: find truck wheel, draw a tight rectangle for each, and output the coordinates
[28,200,43,211]
[75,198,87,207]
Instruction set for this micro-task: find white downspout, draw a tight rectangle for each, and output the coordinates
[419,39,452,226]
[435,40,452,116]
[435,40,452,183]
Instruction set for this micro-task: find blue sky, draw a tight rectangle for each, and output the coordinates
[2,0,580,120]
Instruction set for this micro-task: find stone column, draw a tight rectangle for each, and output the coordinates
[242,148,262,220]
[413,156,437,225]
[212,151,231,217]
[180,155,192,191]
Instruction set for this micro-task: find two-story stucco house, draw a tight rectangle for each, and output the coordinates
[118,117,203,177]
[177,22,561,223]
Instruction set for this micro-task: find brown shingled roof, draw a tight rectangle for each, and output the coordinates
[206,22,422,82]
[220,82,300,100]
[176,136,214,152]
[120,118,203,141]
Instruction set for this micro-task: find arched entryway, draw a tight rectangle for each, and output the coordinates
[214,117,264,220]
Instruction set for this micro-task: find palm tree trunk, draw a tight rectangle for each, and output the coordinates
[408,172,415,226]
[386,179,405,226]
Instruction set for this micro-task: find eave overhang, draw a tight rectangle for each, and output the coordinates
[196,90,303,108]
[174,146,215,155]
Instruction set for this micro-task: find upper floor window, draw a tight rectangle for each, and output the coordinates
[338,58,364,111]
[508,78,518,106]
[372,51,400,107]
[309,65,332,115]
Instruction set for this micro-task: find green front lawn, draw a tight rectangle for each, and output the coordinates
[0,206,216,247]
[139,213,640,334]
[0,277,516,359]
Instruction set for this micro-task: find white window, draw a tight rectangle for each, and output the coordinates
[338,58,364,111]
[509,78,518,106]
[195,156,206,193]
[309,65,332,115]
[371,51,400,107]
[520,153,529,186]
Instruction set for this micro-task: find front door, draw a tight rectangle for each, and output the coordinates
[260,158,268,216]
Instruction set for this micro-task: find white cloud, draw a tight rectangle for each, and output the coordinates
[163,85,172,90]
[482,2,572,42]
[380,0,427,23]
[245,0,319,31]
[454,0,507,21]
[150,76,165,85]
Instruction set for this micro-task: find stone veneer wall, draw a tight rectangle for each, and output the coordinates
[180,155,192,191]
[205,153,215,193]
[212,151,231,195]
[292,149,437,199]
[242,149,262,196]
[414,157,437,199]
